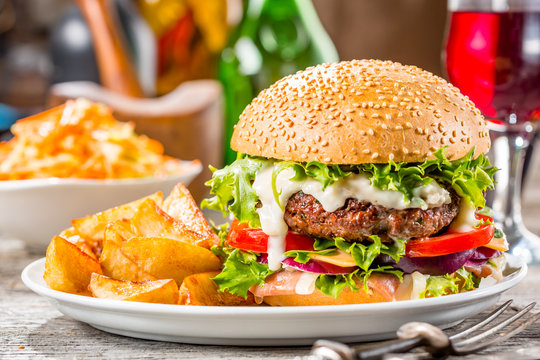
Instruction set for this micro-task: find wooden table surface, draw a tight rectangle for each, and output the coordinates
[0,251,538,360]
[2,162,540,359]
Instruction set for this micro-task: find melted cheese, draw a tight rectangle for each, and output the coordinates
[449,201,478,233]
[309,249,357,267]
[252,163,451,271]
[484,236,509,252]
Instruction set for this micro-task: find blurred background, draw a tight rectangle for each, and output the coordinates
[0,0,447,118]
[0,0,447,198]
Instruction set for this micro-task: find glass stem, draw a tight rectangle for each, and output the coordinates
[489,123,535,247]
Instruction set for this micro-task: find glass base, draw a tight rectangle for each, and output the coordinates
[506,225,540,265]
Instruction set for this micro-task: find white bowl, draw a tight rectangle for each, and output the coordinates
[0,160,202,253]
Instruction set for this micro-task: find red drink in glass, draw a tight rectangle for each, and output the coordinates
[444,11,540,123]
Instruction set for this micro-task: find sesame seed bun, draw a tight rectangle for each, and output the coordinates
[231,59,490,164]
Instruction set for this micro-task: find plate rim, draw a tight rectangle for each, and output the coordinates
[0,160,201,190]
[22,255,527,317]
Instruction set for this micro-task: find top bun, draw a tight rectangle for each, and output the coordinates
[231,59,490,164]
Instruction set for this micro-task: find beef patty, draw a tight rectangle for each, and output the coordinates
[283,189,460,242]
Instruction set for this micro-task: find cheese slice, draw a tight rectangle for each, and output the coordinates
[483,236,509,252]
[309,249,357,267]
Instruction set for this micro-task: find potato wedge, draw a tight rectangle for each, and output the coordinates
[179,272,256,306]
[120,237,221,285]
[72,192,163,253]
[163,183,219,248]
[59,227,97,260]
[99,220,154,282]
[44,236,102,295]
[89,273,179,304]
[130,198,211,249]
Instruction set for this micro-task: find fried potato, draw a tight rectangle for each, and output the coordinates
[163,183,220,248]
[89,273,179,304]
[130,198,211,249]
[72,192,163,254]
[179,272,256,306]
[120,237,221,285]
[99,220,151,282]
[44,236,102,295]
[56,227,98,260]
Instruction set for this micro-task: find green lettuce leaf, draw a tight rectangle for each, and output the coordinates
[426,148,497,207]
[476,206,494,217]
[313,238,337,250]
[201,156,265,228]
[455,267,479,291]
[421,274,459,297]
[316,266,403,298]
[335,236,406,271]
[212,249,274,298]
[356,266,404,293]
[283,248,336,264]
[494,228,504,239]
[283,236,405,268]
[356,161,430,203]
[356,148,496,208]
[316,270,360,298]
[420,267,480,298]
[202,148,496,226]
[270,161,351,209]
[209,223,232,261]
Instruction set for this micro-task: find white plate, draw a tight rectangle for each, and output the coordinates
[0,160,201,252]
[22,256,527,346]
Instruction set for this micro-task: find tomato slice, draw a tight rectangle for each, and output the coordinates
[229,215,496,259]
[227,220,315,253]
[405,216,495,257]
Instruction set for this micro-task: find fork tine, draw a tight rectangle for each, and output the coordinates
[449,300,513,341]
[454,311,540,354]
[453,302,537,349]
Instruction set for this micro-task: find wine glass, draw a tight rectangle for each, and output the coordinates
[443,0,540,264]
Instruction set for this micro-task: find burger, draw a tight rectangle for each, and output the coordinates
[203,59,508,306]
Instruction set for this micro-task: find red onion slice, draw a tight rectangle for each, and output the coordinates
[259,254,356,274]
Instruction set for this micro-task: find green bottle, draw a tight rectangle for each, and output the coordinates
[219,0,339,164]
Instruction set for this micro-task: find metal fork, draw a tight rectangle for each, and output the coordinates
[304,300,539,360]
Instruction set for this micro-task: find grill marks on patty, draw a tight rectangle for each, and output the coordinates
[283,189,461,242]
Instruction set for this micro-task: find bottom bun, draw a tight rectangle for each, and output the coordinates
[262,287,390,306]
